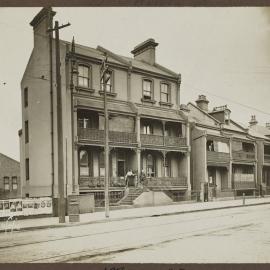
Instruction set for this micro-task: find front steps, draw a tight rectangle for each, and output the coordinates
[118,187,143,205]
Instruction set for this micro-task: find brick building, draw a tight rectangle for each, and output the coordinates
[0,152,21,199]
[187,95,270,200]
[20,8,191,209]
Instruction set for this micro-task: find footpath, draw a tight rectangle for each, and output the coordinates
[1,196,270,233]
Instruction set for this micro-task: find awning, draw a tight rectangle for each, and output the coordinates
[76,97,135,115]
[138,106,185,122]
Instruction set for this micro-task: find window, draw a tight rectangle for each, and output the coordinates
[12,177,18,190]
[26,158,29,180]
[79,150,89,176]
[146,154,155,177]
[160,83,170,103]
[143,79,153,100]
[143,124,153,135]
[101,70,113,92]
[4,177,9,191]
[24,87,28,107]
[164,157,171,177]
[78,65,90,88]
[99,152,105,176]
[25,121,29,143]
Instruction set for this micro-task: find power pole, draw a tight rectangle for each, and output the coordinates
[48,21,71,223]
[101,54,110,218]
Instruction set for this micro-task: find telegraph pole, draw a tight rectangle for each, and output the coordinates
[101,54,110,218]
[48,21,71,223]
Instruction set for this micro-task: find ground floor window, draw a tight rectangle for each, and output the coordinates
[12,176,18,190]
[79,150,90,176]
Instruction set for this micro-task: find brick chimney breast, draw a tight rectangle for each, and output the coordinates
[131,38,158,65]
[195,95,209,112]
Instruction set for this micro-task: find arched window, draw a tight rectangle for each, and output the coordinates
[79,150,89,176]
[146,154,155,177]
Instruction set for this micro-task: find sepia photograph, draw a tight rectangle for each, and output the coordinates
[0,3,270,267]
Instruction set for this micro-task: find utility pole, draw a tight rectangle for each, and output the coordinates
[101,54,110,218]
[48,21,71,223]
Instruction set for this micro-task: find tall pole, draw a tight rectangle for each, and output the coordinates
[101,54,110,218]
[48,20,71,223]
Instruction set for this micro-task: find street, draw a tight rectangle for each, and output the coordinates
[0,204,269,263]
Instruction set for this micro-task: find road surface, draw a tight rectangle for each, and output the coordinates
[0,204,269,263]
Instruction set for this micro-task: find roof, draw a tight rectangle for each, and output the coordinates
[62,40,178,79]
[250,124,270,136]
[187,102,220,127]
[0,153,19,164]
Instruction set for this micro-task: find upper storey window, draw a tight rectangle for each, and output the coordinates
[142,79,153,100]
[78,65,90,88]
[160,83,170,103]
[101,70,113,92]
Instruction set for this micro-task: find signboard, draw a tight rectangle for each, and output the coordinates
[0,197,52,218]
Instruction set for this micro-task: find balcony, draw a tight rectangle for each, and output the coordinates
[78,128,137,146]
[140,134,186,148]
[79,176,126,189]
[207,151,230,164]
[264,154,270,163]
[146,177,188,190]
[233,173,255,189]
[232,150,255,161]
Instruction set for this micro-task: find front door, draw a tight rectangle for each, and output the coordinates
[117,160,125,177]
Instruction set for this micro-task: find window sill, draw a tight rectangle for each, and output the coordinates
[99,90,117,97]
[159,101,173,107]
[141,98,156,104]
[75,86,95,93]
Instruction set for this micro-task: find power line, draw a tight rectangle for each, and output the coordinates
[183,82,270,116]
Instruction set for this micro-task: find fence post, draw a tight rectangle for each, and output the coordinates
[242,193,245,205]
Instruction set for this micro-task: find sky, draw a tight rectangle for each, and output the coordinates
[1,7,270,161]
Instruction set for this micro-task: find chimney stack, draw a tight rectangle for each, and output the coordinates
[249,115,258,127]
[195,95,209,112]
[131,38,158,65]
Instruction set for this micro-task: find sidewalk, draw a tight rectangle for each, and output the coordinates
[1,196,270,233]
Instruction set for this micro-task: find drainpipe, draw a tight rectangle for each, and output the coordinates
[48,10,55,206]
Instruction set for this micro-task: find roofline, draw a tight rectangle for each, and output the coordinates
[187,102,221,125]
[0,153,20,164]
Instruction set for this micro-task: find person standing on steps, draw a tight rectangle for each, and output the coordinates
[125,169,134,187]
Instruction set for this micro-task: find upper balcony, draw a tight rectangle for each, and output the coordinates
[232,140,255,162]
[206,139,230,165]
[232,151,255,161]
[78,127,137,146]
[207,151,230,164]
[140,134,186,148]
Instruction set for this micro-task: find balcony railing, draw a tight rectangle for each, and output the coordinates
[233,173,254,182]
[207,151,230,163]
[140,134,186,147]
[264,154,270,163]
[78,128,137,145]
[146,177,188,189]
[79,176,126,188]
[140,134,163,146]
[165,136,186,147]
[232,150,255,161]
[233,181,256,189]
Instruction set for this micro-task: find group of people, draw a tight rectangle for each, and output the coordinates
[124,169,146,188]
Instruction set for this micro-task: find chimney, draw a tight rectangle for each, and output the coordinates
[195,95,209,112]
[266,123,270,129]
[131,38,158,65]
[249,115,258,127]
[30,7,56,47]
